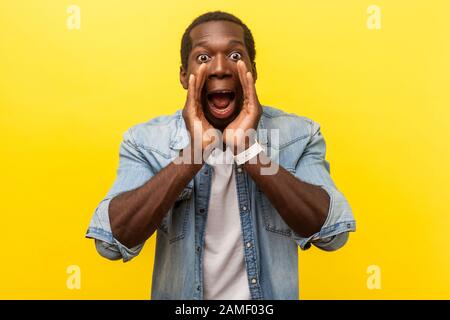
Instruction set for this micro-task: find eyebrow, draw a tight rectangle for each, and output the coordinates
[192,39,245,49]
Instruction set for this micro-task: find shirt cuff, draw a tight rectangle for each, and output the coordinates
[86,227,143,262]
[293,220,356,251]
[311,232,350,251]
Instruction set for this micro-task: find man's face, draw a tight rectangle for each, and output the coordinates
[180,20,256,130]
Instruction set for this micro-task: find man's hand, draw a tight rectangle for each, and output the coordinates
[223,60,262,154]
[110,65,217,248]
[182,63,218,158]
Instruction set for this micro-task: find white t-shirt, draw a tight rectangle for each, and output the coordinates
[203,148,251,300]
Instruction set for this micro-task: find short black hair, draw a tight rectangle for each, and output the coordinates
[180,11,256,70]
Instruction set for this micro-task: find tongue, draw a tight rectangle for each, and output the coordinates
[210,93,232,108]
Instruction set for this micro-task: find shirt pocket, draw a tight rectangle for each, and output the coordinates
[258,189,293,238]
[259,138,309,237]
[157,197,191,243]
[157,185,192,244]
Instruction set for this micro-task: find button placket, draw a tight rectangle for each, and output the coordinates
[193,164,212,300]
[234,163,263,299]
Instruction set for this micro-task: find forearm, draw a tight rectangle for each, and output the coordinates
[243,152,330,238]
[109,148,203,248]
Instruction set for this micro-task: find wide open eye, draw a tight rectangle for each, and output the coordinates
[229,52,242,61]
[197,54,211,64]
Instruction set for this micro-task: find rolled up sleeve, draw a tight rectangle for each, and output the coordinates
[290,120,356,251]
[85,129,155,262]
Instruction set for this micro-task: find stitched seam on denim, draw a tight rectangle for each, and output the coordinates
[198,165,212,299]
[234,165,254,298]
[292,221,355,242]
[319,220,356,236]
[238,172,263,299]
[262,111,311,122]
[134,143,172,159]
[157,216,169,234]
[274,134,310,150]
[86,227,114,243]
[169,199,190,244]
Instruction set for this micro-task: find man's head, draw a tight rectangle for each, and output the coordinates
[180,11,257,130]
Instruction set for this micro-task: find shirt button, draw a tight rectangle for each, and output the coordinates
[246,242,252,248]
[241,206,247,211]
[197,285,201,291]
[196,246,200,252]
[251,278,257,284]
[199,208,205,214]
[237,167,242,173]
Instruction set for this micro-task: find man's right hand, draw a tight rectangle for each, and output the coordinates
[181,63,219,161]
[109,70,216,247]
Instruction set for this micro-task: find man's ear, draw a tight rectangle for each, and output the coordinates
[252,62,258,82]
[180,65,188,90]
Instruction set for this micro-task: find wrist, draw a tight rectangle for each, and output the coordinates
[174,144,205,168]
[228,134,257,155]
[234,140,264,165]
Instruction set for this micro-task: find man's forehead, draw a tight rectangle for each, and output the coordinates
[190,20,245,45]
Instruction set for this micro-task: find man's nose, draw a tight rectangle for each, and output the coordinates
[207,54,232,80]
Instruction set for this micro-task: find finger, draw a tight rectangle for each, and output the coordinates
[195,63,207,103]
[246,71,259,110]
[237,60,249,100]
[186,73,196,112]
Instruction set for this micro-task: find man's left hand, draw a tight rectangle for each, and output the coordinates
[223,60,262,154]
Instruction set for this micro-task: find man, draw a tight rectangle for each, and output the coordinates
[86,11,356,300]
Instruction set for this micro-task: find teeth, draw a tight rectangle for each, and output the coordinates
[212,105,231,114]
[209,90,233,94]
[209,101,233,114]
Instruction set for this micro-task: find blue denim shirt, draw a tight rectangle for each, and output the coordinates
[86,106,356,300]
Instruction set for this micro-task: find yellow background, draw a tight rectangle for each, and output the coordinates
[1,0,449,299]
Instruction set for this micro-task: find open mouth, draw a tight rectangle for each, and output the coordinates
[206,90,236,119]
